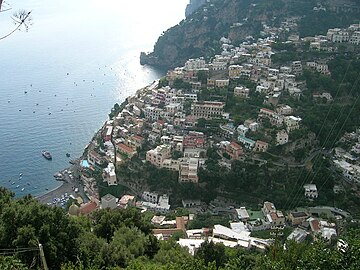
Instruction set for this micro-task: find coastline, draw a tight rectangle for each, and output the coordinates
[36,160,88,205]
[35,80,160,204]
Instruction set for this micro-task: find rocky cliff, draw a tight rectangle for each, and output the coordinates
[140,0,360,69]
[185,0,206,17]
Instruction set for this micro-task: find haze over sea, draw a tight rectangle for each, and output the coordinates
[0,0,188,197]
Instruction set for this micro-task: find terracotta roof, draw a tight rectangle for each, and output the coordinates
[270,212,278,221]
[260,108,275,114]
[117,143,135,153]
[133,135,144,141]
[256,140,268,146]
[310,219,320,232]
[80,201,98,215]
[230,141,242,150]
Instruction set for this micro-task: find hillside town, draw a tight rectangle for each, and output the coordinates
[64,19,360,253]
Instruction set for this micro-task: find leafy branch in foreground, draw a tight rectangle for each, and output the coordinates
[0,9,32,40]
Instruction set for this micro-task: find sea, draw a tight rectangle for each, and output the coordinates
[0,0,188,197]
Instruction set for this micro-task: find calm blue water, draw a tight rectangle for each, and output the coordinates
[0,0,188,197]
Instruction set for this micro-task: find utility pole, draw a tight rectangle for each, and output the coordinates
[38,243,49,270]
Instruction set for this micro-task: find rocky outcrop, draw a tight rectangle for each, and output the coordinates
[185,0,206,17]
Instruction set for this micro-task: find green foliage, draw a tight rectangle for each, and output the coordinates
[0,196,82,269]
[92,208,152,242]
[173,79,191,90]
[158,77,169,88]
[109,99,128,120]
[197,70,208,85]
[196,241,227,269]
[0,256,28,270]
[0,188,360,269]
[188,214,230,229]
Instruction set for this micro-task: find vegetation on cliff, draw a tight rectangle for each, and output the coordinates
[141,0,360,69]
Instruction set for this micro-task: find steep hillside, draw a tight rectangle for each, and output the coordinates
[185,0,206,17]
[140,0,360,69]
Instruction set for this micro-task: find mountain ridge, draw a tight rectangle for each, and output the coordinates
[140,0,360,69]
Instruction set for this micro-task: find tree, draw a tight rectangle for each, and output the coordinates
[195,241,227,269]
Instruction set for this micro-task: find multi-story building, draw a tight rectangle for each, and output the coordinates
[88,150,105,167]
[183,131,205,149]
[304,184,318,199]
[144,106,163,122]
[229,65,242,79]
[284,116,302,132]
[104,126,113,142]
[237,124,249,137]
[142,191,158,204]
[184,57,207,70]
[276,130,289,145]
[222,141,243,160]
[191,101,225,120]
[291,61,303,75]
[332,30,350,43]
[238,135,256,149]
[179,158,199,183]
[162,159,180,171]
[254,140,269,152]
[103,163,117,186]
[262,201,285,229]
[146,145,171,167]
[349,31,360,45]
[215,79,230,88]
[276,105,293,115]
[234,86,250,98]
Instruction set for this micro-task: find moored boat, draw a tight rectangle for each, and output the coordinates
[42,150,52,160]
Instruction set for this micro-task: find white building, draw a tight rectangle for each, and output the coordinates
[142,191,158,204]
[236,207,250,222]
[276,130,289,145]
[146,145,171,167]
[191,101,225,120]
[234,86,250,98]
[304,184,318,199]
[237,124,249,137]
[215,79,230,88]
[349,31,360,45]
[179,158,199,183]
[103,163,117,186]
[184,58,207,70]
[284,116,302,132]
[144,106,163,121]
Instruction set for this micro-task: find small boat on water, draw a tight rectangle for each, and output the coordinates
[66,153,70,157]
[42,150,52,160]
[21,188,25,192]
[11,182,15,185]
[19,173,23,177]
[16,185,20,188]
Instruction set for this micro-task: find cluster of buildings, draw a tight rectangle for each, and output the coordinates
[333,130,360,184]
[287,205,350,243]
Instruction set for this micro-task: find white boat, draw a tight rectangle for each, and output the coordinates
[21,188,25,192]
[16,185,20,188]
